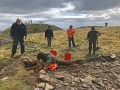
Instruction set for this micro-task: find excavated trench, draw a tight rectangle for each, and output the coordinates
[0,55,120,90]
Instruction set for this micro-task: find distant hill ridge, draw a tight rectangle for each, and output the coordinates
[1,24,63,36]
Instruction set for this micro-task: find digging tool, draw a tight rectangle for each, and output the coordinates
[96,39,100,51]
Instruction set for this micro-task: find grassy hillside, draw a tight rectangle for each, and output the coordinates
[0,26,120,90]
[1,26,120,60]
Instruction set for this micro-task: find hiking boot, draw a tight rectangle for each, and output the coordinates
[89,51,91,55]
[88,53,91,55]
[11,54,14,58]
[21,53,24,55]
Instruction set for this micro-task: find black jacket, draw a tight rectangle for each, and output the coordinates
[45,29,54,38]
[87,30,100,41]
[10,23,27,39]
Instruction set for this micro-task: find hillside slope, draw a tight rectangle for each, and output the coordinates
[0,26,120,90]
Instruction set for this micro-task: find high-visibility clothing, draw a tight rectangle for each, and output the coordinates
[67,28,75,38]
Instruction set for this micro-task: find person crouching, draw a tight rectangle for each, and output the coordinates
[37,52,57,73]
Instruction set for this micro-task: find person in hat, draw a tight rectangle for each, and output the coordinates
[87,27,100,55]
[67,25,76,48]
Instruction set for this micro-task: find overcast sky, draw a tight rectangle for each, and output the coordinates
[0,0,120,31]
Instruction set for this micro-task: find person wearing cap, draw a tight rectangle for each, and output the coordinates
[45,26,54,47]
[87,27,100,55]
[10,18,27,58]
[67,25,76,48]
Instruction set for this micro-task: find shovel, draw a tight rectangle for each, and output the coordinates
[96,39,100,51]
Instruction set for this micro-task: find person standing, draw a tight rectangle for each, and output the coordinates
[105,22,108,27]
[10,18,27,58]
[67,25,76,48]
[87,27,100,55]
[45,26,54,47]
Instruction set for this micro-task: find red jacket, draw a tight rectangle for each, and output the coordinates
[67,28,75,38]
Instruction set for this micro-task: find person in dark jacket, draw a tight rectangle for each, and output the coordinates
[87,27,100,55]
[10,18,27,58]
[45,26,54,47]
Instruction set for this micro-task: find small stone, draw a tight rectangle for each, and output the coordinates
[92,79,104,87]
[66,85,75,90]
[70,82,76,87]
[56,84,63,88]
[45,83,54,90]
[37,74,50,82]
[34,88,40,90]
[49,78,58,86]
[110,54,117,59]
[79,78,84,83]
[38,83,46,88]
[111,88,116,90]
[74,77,80,83]
[83,75,95,85]
[82,84,89,88]
[1,77,9,81]
[63,82,69,86]
[114,61,120,66]
[95,63,101,67]
[55,75,64,81]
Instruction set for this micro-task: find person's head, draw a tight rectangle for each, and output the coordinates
[69,25,73,29]
[91,27,95,31]
[48,26,51,30]
[37,52,44,60]
[16,18,22,25]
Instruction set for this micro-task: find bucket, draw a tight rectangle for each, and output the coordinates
[48,63,57,70]
[64,52,71,60]
[50,50,57,56]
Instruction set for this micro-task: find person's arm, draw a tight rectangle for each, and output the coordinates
[67,29,71,35]
[72,29,75,33]
[45,30,47,39]
[51,30,54,38]
[26,65,38,71]
[97,31,100,36]
[24,24,27,39]
[87,32,90,40]
[10,23,14,37]
[43,55,52,70]
[67,29,75,35]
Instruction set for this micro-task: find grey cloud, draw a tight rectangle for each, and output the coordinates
[0,0,120,14]
[73,0,120,11]
[0,0,71,14]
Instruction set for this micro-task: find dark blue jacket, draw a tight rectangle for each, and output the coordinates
[87,30,100,41]
[45,29,54,38]
[10,23,27,39]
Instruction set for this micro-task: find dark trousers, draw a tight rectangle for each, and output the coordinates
[12,38,25,55]
[47,37,52,47]
[68,37,75,47]
[89,40,96,54]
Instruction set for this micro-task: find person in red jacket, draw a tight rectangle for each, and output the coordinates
[67,25,76,47]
